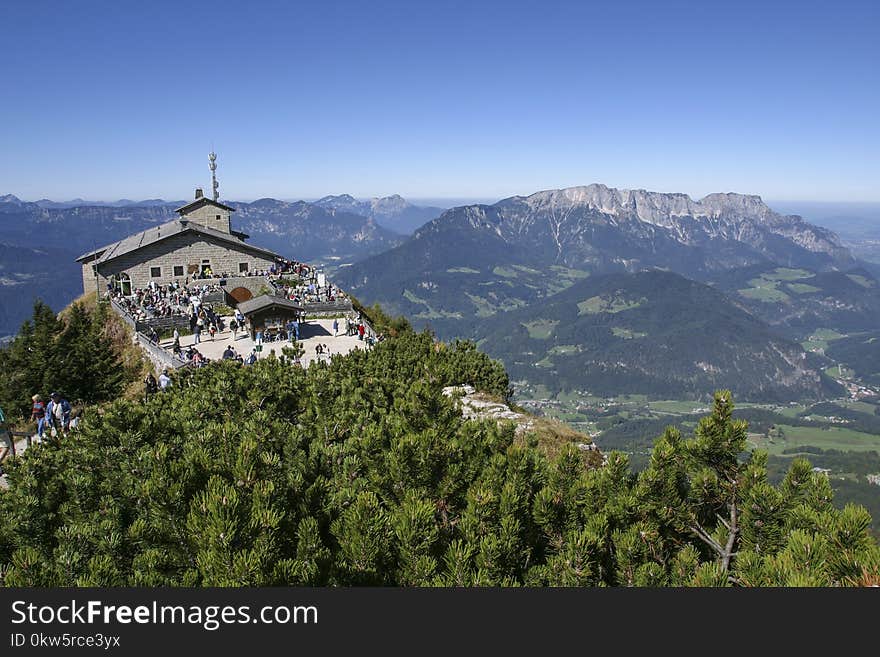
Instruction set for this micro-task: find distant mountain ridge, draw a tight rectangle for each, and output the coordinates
[0,194,402,262]
[434,184,853,271]
[314,194,445,234]
[337,183,857,325]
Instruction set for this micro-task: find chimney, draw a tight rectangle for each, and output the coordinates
[195,188,204,199]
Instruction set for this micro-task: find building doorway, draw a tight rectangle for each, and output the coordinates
[113,273,132,296]
[200,259,213,278]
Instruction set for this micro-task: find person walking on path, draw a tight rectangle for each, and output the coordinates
[0,404,14,474]
[31,394,47,443]
[158,369,172,390]
[46,392,71,439]
[144,372,158,402]
[333,318,339,336]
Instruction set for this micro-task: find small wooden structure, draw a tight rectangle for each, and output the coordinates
[236,295,305,341]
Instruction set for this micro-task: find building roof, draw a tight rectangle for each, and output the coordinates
[75,219,281,264]
[175,197,237,214]
[236,294,305,316]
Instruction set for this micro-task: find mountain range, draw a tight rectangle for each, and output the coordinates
[335,183,880,400]
[336,184,856,326]
[314,194,445,234]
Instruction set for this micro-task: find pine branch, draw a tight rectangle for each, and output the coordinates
[721,501,739,572]
[690,522,725,556]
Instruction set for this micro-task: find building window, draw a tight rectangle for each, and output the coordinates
[173,265,184,277]
[216,214,221,221]
[239,262,249,273]
[150,266,161,278]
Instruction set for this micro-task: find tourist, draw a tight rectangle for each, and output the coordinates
[333,318,339,336]
[222,345,235,360]
[245,350,257,365]
[209,322,217,341]
[0,404,13,473]
[194,323,201,344]
[158,369,172,390]
[69,407,83,431]
[31,394,47,443]
[358,323,365,341]
[46,392,71,437]
[144,372,158,400]
[230,318,238,339]
[173,327,180,342]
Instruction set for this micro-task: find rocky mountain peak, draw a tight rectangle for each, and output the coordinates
[515,184,779,226]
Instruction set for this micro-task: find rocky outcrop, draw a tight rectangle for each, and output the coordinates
[442,385,535,435]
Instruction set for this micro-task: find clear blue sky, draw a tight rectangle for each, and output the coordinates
[2,0,878,202]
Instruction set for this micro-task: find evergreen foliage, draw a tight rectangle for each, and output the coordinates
[0,300,137,420]
[0,328,877,586]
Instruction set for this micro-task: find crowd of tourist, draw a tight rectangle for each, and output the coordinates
[107,280,223,321]
[287,281,348,305]
[0,391,80,466]
[264,258,350,306]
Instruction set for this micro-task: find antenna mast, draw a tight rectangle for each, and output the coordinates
[209,151,219,201]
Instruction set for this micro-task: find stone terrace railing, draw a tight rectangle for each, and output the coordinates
[301,299,354,315]
[135,332,190,371]
[109,299,190,372]
[110,299,136,328]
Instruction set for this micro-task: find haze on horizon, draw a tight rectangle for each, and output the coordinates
[1,0,878,203]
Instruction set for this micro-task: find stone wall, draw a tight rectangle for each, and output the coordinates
[182,204,232,234]
[136,332,190,373]
[108,299,189,373]
[300,299,354,316]
[91,232,275,293]
[81,260,100,298]
[218,276,273,303]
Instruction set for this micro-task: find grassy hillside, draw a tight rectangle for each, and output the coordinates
[469,271,840,401]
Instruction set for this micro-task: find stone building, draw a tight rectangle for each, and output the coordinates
[76,188,282,295]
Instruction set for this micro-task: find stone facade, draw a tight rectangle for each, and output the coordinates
[180,203,232,234]
[81,231,276,293]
